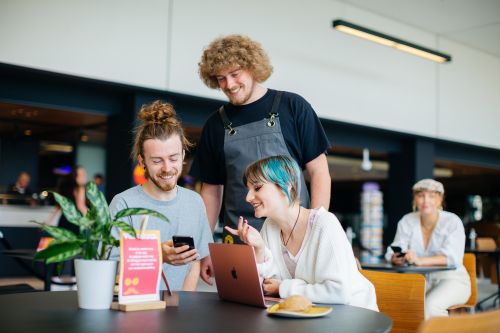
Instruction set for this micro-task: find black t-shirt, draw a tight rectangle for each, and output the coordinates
[189,89,330,184]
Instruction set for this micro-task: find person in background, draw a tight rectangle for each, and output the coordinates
[93,173,105,193]
[6,171,35,205]
[109,100,213,291]
[385,179,471,319]
[74,166,88,215]
[226,155,377,311]
[50,165,89,276]
[56,165,88,233]
[8,171,33,196]
[190,34,331,284]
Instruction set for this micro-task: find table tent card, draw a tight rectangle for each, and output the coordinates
[119,229,162,304]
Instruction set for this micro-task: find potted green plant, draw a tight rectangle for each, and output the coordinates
[33,181,168,309]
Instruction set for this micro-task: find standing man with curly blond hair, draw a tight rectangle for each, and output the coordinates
[189,35,331,285]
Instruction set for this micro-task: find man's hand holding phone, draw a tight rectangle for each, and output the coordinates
[173,235,195,251]
[162,236,198,266]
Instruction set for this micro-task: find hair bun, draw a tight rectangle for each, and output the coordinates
[138,100,177,124]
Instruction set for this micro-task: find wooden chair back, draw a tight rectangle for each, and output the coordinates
[476,237,497,251]
[476,238,498,284]
[361,270,425,333]
[463,253,477,306]
[447,253,477,314]
[417,308,500,333]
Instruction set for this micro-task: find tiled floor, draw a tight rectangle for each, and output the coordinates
[476,277,499,310]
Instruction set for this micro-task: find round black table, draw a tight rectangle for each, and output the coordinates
[0,291,392,333]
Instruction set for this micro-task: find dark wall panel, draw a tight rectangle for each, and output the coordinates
[0,136,39,191]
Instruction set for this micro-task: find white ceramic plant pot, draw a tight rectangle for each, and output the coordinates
[74,259,117,310]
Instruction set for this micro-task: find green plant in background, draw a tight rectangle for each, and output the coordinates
[33,181,168,263]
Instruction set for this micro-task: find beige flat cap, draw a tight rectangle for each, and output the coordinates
[412,179,444,194]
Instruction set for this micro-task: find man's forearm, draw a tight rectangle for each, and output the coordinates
[310,173,331,209]
[306,154,331,209]
[200,183,224,232]
[182,261,200,291]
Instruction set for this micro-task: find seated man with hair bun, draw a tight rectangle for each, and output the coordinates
[109,100,213,291]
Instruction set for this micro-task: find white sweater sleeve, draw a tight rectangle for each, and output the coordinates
[256,247,279,278]
[257,222,280,279]
[278,214,357,305]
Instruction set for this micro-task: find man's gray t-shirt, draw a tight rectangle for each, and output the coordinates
[109,185,213,291]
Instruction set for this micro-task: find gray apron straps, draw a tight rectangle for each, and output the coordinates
[220,91,310,243]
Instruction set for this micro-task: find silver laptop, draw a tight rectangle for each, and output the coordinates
[209,243,279,308]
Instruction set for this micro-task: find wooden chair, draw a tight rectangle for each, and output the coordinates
[476,237,497,284]
[361,270,425,333]
[476,237,497,251]
[417,308,500,333]
[447,253,477,314]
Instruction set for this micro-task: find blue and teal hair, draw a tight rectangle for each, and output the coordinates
[243,155,301,205]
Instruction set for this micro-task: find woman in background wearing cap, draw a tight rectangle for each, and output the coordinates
[385,178,471,319]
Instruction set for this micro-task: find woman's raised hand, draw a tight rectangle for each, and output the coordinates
[225,217,266,261]
[225,217,264,247]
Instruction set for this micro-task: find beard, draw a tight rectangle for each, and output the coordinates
[144,166,180,192]
[224,85,253,105]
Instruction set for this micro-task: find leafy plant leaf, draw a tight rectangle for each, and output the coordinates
[45,248,83,264]
[85,181,110,224]
[77,216,94,229]
[111,221,137,238]
[31,222,79,242]
[82,241,98,260]
[34,242,83,263]
[31,185,168,261]
[52,192,82,226]
[114,208,169,223]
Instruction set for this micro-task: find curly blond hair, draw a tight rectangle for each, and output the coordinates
[131,100,192,161]
[198,34,273,89]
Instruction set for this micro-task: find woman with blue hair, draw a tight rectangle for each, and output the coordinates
[226,155,378,310]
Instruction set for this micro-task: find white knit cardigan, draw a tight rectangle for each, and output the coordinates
[258,207,378,311]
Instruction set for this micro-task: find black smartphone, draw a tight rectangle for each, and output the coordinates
[172,235,195,251]
[390,246,406,258]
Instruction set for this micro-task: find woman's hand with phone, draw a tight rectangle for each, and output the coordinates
[390,246,407,265]
[391,254,407,266]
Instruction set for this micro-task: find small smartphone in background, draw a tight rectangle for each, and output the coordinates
[390,246,406,258]
[172,235,195,251]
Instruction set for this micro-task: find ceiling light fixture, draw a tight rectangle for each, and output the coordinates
[41,143,74,153]
[361,148,373,172]
[332,19,451,63]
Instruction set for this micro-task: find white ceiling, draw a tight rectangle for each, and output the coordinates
[340,0,500,57]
